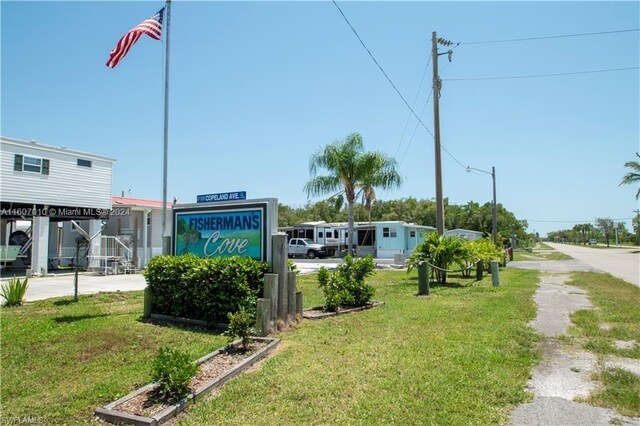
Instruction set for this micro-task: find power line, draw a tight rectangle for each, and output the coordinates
[400,87,433,165]
[460,28,640,45]
[331,0,433,139]
[393,54,431,161]
[443,66,639,81]
[331,1,468,170]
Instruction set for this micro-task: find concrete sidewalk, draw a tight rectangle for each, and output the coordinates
[2,273,147,302]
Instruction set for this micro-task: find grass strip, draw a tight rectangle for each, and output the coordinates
[568,272,640,359]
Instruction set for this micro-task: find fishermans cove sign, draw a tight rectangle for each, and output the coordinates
[172,198,277,262]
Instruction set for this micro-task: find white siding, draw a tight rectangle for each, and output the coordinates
[1,138,113,209]
[151,209,171,257]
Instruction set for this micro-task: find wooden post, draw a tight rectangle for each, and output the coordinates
[143,286,153,318]
[417,261,430,295]
[476,260,484,281]
[296,291,303,319]
[256,298,270,337]
[271,233,288,322]
[490,261,500,287]
[287,271,297,322]
[264,273,278,324]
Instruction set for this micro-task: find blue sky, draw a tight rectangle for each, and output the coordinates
[2,1,638,236]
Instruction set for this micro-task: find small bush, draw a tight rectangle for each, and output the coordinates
[225,307,255,349]
[472,238,506,271]
[317,256,375,311]
[151,347,198,400]
[1,277,29,307]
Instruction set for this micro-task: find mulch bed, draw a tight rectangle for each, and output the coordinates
[303,302,385,320]
[114,341,268,418]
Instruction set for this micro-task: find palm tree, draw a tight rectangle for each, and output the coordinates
[304,133,402,254]
[619,152,640,199]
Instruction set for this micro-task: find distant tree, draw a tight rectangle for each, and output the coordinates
[304,133,402,252]
[619,152,640,199]
[595,217,614,248]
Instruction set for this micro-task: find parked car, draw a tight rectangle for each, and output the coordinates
[288,238,328,259]
[589,239,597,245]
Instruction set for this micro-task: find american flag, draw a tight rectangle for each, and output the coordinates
[106,8,164,68]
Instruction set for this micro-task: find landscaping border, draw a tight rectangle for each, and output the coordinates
[95,337,279,426]
[148,313,228,331]
[302,301,385,320]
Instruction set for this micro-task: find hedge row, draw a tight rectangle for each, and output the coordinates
[144,255,269,323]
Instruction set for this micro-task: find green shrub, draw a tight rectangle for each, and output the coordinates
[144,255,269,322]
[151,347,198,400]
[472,238,506,271]
[1,277,29,307]
[225,307,255,349]
[407,234,469,284]
[317,256,375,311]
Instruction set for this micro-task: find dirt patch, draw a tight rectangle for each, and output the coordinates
[303,302,384,319]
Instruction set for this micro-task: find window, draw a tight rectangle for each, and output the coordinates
[14,154,49,175]
[318,232,324,239]
[410,231,416,238]
[383,227,397,238]
[77,159,92,167]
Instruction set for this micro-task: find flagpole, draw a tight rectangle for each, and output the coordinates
[162,0,172,254]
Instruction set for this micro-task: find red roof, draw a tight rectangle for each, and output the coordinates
[112,196,173,209]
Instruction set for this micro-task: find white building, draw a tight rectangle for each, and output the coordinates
[445,228,484,241]
[1,136,115,274]
[104,196,173,268]
[281,220,437,259]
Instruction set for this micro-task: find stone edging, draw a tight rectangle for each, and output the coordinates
[302,301,385,320]
[95,337,280,425]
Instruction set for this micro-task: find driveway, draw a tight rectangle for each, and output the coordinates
[546,242,639,287]
[3,273,148,302]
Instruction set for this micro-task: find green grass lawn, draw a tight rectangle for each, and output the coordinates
[1,292,227,425]
[179,268,540,425]
[567,272,640,416]
[1,269,540,425]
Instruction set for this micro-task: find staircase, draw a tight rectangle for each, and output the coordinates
[90,236,135,275]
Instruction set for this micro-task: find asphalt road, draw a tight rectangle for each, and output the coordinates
[546,242,639,288]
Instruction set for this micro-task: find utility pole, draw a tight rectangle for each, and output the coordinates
[634,209,640,246]
[431,32,444,235]
[431,32,454,236]
[491,166,497,245]
[466,165,497,245]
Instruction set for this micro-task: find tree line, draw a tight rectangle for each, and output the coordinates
[546,218,637,247]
